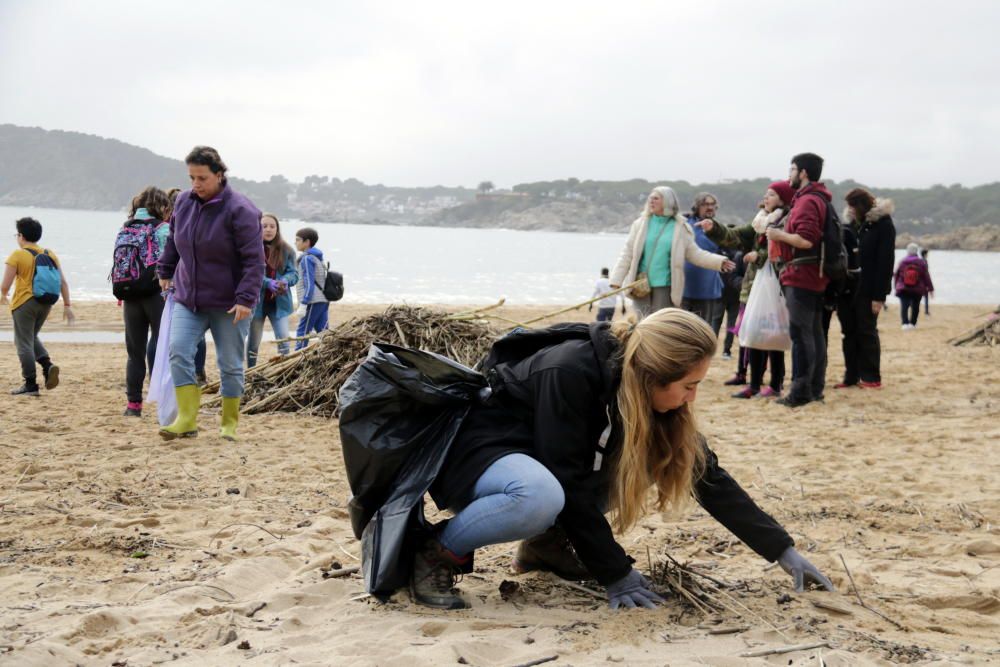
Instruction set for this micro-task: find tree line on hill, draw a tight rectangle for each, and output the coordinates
[1,124,998,246]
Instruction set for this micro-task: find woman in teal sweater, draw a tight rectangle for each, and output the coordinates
[246,214,299,368]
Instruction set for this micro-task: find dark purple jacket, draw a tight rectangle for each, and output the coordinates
[157,184,265,311]
[894,255,934,297]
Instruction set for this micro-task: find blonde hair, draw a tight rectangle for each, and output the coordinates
[641,186,681,220]
[608,308,716,532]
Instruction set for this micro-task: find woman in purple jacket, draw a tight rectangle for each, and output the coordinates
[894,243,934,330]
[157,146,265,441]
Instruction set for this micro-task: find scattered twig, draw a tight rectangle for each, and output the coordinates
[207,523,283,548]
[509,655,559,667]
[323,565,361,578]
[838,554,907,630]
[519,280,642,326]
[551,576,604,600]
[740,642,831,658]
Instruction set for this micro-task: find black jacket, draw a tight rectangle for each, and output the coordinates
[847,199,897,302]
[433,323,794,586]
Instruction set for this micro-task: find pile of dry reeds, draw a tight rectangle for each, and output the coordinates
[206,305,497,416]
[948,307,1000,346]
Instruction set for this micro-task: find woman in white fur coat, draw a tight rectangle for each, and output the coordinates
[610,186,734,317]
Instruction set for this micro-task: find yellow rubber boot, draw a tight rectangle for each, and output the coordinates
[159,384,201,440]
[220,396,240,441]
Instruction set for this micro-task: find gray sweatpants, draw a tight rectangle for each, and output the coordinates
[633,287,674,318]
[12,299,52,384]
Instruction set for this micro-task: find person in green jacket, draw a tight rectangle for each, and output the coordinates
[696,181,794,398]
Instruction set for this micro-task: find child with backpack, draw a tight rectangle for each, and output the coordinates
[111,187,172,416]
[894,244,934,329]
[294,227,330,351]
[1,217,73,396]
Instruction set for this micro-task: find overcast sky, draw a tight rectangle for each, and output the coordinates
[2,1,998,189]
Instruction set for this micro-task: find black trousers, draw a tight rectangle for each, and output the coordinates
[837,289,882,384]
[785,286,827,402]
[899,294,921,326]
[748,348,785,391]
[123,293,164,403]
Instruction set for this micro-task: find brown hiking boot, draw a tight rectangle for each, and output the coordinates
[512,525,589,581]
[410,538,470,610]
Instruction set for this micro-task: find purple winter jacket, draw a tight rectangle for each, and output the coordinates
[894,255,934,297]
[157,184,265,311]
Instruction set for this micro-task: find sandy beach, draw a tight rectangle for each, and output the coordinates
[1,302,998,666]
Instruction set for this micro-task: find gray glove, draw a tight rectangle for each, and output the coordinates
[778,547,834,592]
[606,569,664,610]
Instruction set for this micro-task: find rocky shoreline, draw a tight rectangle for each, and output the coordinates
[897,224,1000,252]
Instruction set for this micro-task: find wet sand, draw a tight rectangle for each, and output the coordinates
[1,303,998,666]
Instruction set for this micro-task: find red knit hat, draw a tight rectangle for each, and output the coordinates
[768,181,796,206]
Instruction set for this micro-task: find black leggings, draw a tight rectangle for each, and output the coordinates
[123,293,164,403]
[748,348,785,391]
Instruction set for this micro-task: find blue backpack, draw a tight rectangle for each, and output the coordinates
[25,248,61,305]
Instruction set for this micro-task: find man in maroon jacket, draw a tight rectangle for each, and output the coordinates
[766,153,831,407]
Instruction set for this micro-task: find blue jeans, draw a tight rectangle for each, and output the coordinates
[295,302,329,350]
[169,303,250,398]
[246,301,290,368]
[438,453,565,556]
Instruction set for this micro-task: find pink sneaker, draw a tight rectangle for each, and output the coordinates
[731,387,759,399]
[758,387,780,398]
[859,381,882,389]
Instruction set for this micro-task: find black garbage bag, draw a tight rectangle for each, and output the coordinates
[338,342,488,596]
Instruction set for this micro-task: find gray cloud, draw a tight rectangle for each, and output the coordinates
[2,0,998,187]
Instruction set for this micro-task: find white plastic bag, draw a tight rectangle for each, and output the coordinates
[737,262,791,351]
[147,294,177,426]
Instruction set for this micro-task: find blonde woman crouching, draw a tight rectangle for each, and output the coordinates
[414,308,832,610]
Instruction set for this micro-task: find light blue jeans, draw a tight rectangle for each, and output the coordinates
[246,301,290,368]
[169,303,250,398]
[438,453,565,556]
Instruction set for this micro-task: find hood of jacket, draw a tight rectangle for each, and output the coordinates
[844,198,896,224]
[304,247,325,262]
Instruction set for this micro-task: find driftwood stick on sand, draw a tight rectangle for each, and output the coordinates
[323,565,361,578]
[509,656,559,667]
[551,576,604,600]
[838,553,907,630]
[444,297,507,320]
[518,280,643,327]
[740,641,830,658]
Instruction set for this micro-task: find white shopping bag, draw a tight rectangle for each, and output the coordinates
[147,293,178,426]
[737,262,791,351]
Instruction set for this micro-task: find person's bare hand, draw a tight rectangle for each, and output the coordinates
[159,278,173,292]
[720,259,736,273]
[744,251,759,265]
[696,219,715,233]
[765,227,785,242]
[63,305,76,325]
[871,301,883,315]
[228,304,252,323]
